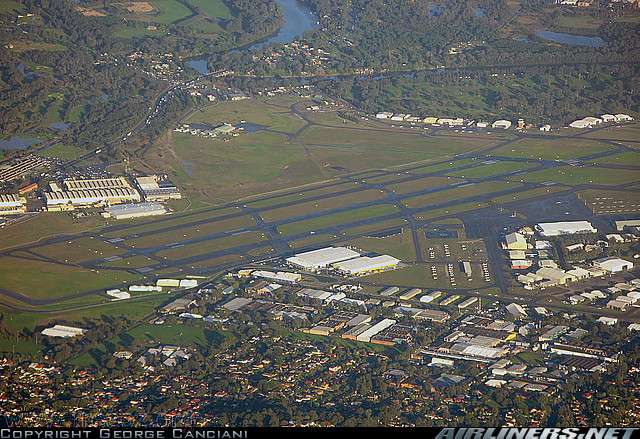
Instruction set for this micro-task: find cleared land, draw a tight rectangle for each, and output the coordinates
[488,138,616,160]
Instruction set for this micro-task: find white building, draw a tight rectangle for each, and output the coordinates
[506,303,527,319]
[334,255,400,275]
[492,120,512,129]
[0,193,27,215]
[41,325,87,338]
[286,247,360,270]
[593,257,633,273]
[504,232,527,250]
[106,289,131,300]
[535,221,597,237]
[104,201,166,220]
[356,318,396,342]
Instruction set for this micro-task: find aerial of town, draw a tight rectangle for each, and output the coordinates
[0,0,640,431]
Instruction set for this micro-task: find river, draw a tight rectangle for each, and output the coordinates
[186,0,319,75]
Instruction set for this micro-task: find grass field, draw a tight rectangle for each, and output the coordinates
[589,151,640,166]
[187,99,307,134]
[491,186,571,204]
[488,138,616,160]
[37,144,85,161]
[155,230,267,260]
[259,189,388,223]
[445,161,538,179]
[0,213,104,251]
[277,204,400,236]
[509,165,639,186]
[296,126,497,154]
[125,214,256,248]
[31,237,126,264]
[0,256,140,300]
[344,229,417,262]
[402,181,520,209]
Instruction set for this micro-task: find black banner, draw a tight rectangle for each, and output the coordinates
[0,428,639,439]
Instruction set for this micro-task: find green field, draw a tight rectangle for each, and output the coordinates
[508,166,639,186]
[402,181,520,209]
[0,256,140,300]
[345,229,417,262]
[445,161,538,179]
[277,204,400,236]
[259,189,387,223]
[489,138,616,160]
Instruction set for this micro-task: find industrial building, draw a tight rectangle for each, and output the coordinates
[135,175,182,202]
[44,177,142,211]
[106,289,131,300]
[535,221,597,237]
[492,120,512,129]
[594,257,634,273]
[504,232,527,250]
[45,188,141,210]
[506,303,527,319]
[399,288,422,300]
[285,246,360,271]
[333,254,401,275]
[252,270,301,284]
[41,325,87,338]
[355,318,396,342]
[104,201,166,220]
[0,193,27,215]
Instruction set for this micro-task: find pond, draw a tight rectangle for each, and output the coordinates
[536,30,606,47]
[0,136,44,150]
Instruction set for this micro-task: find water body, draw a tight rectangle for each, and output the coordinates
[50,122,71,130]
[186,0,319,75]
[0,136,44,150]
[536,30,606,47]
[474,8,486,18]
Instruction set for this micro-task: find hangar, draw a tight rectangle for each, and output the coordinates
[535,221,597,236]
[285,246,360,270]
[334,254,400,275]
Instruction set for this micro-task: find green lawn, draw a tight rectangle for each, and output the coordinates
[489,138,616,161]
[446,161,538,179]
[277,204,400,236]
[0,256,140,300]
[38,144,85,160]
[508,166,639,186]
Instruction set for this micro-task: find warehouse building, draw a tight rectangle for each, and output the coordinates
[506,303,527,319]
[356,318,397,342]
[41,325,87,338]
[0,193,27,215]
[594,257,634,273]
[252,270,301,284]
[492,120,512,129]
[135,175,182,202]
[535,221,597,237]
[504,232,527,250]
[334,254,401,275]
[45,187,141,210]
[104,201,166,220]
[64,177,131,190]
[399,288,422,300]
[285,246,360,271]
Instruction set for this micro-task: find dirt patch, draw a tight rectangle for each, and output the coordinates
[122,2,157,14]
[75,7,106,17]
